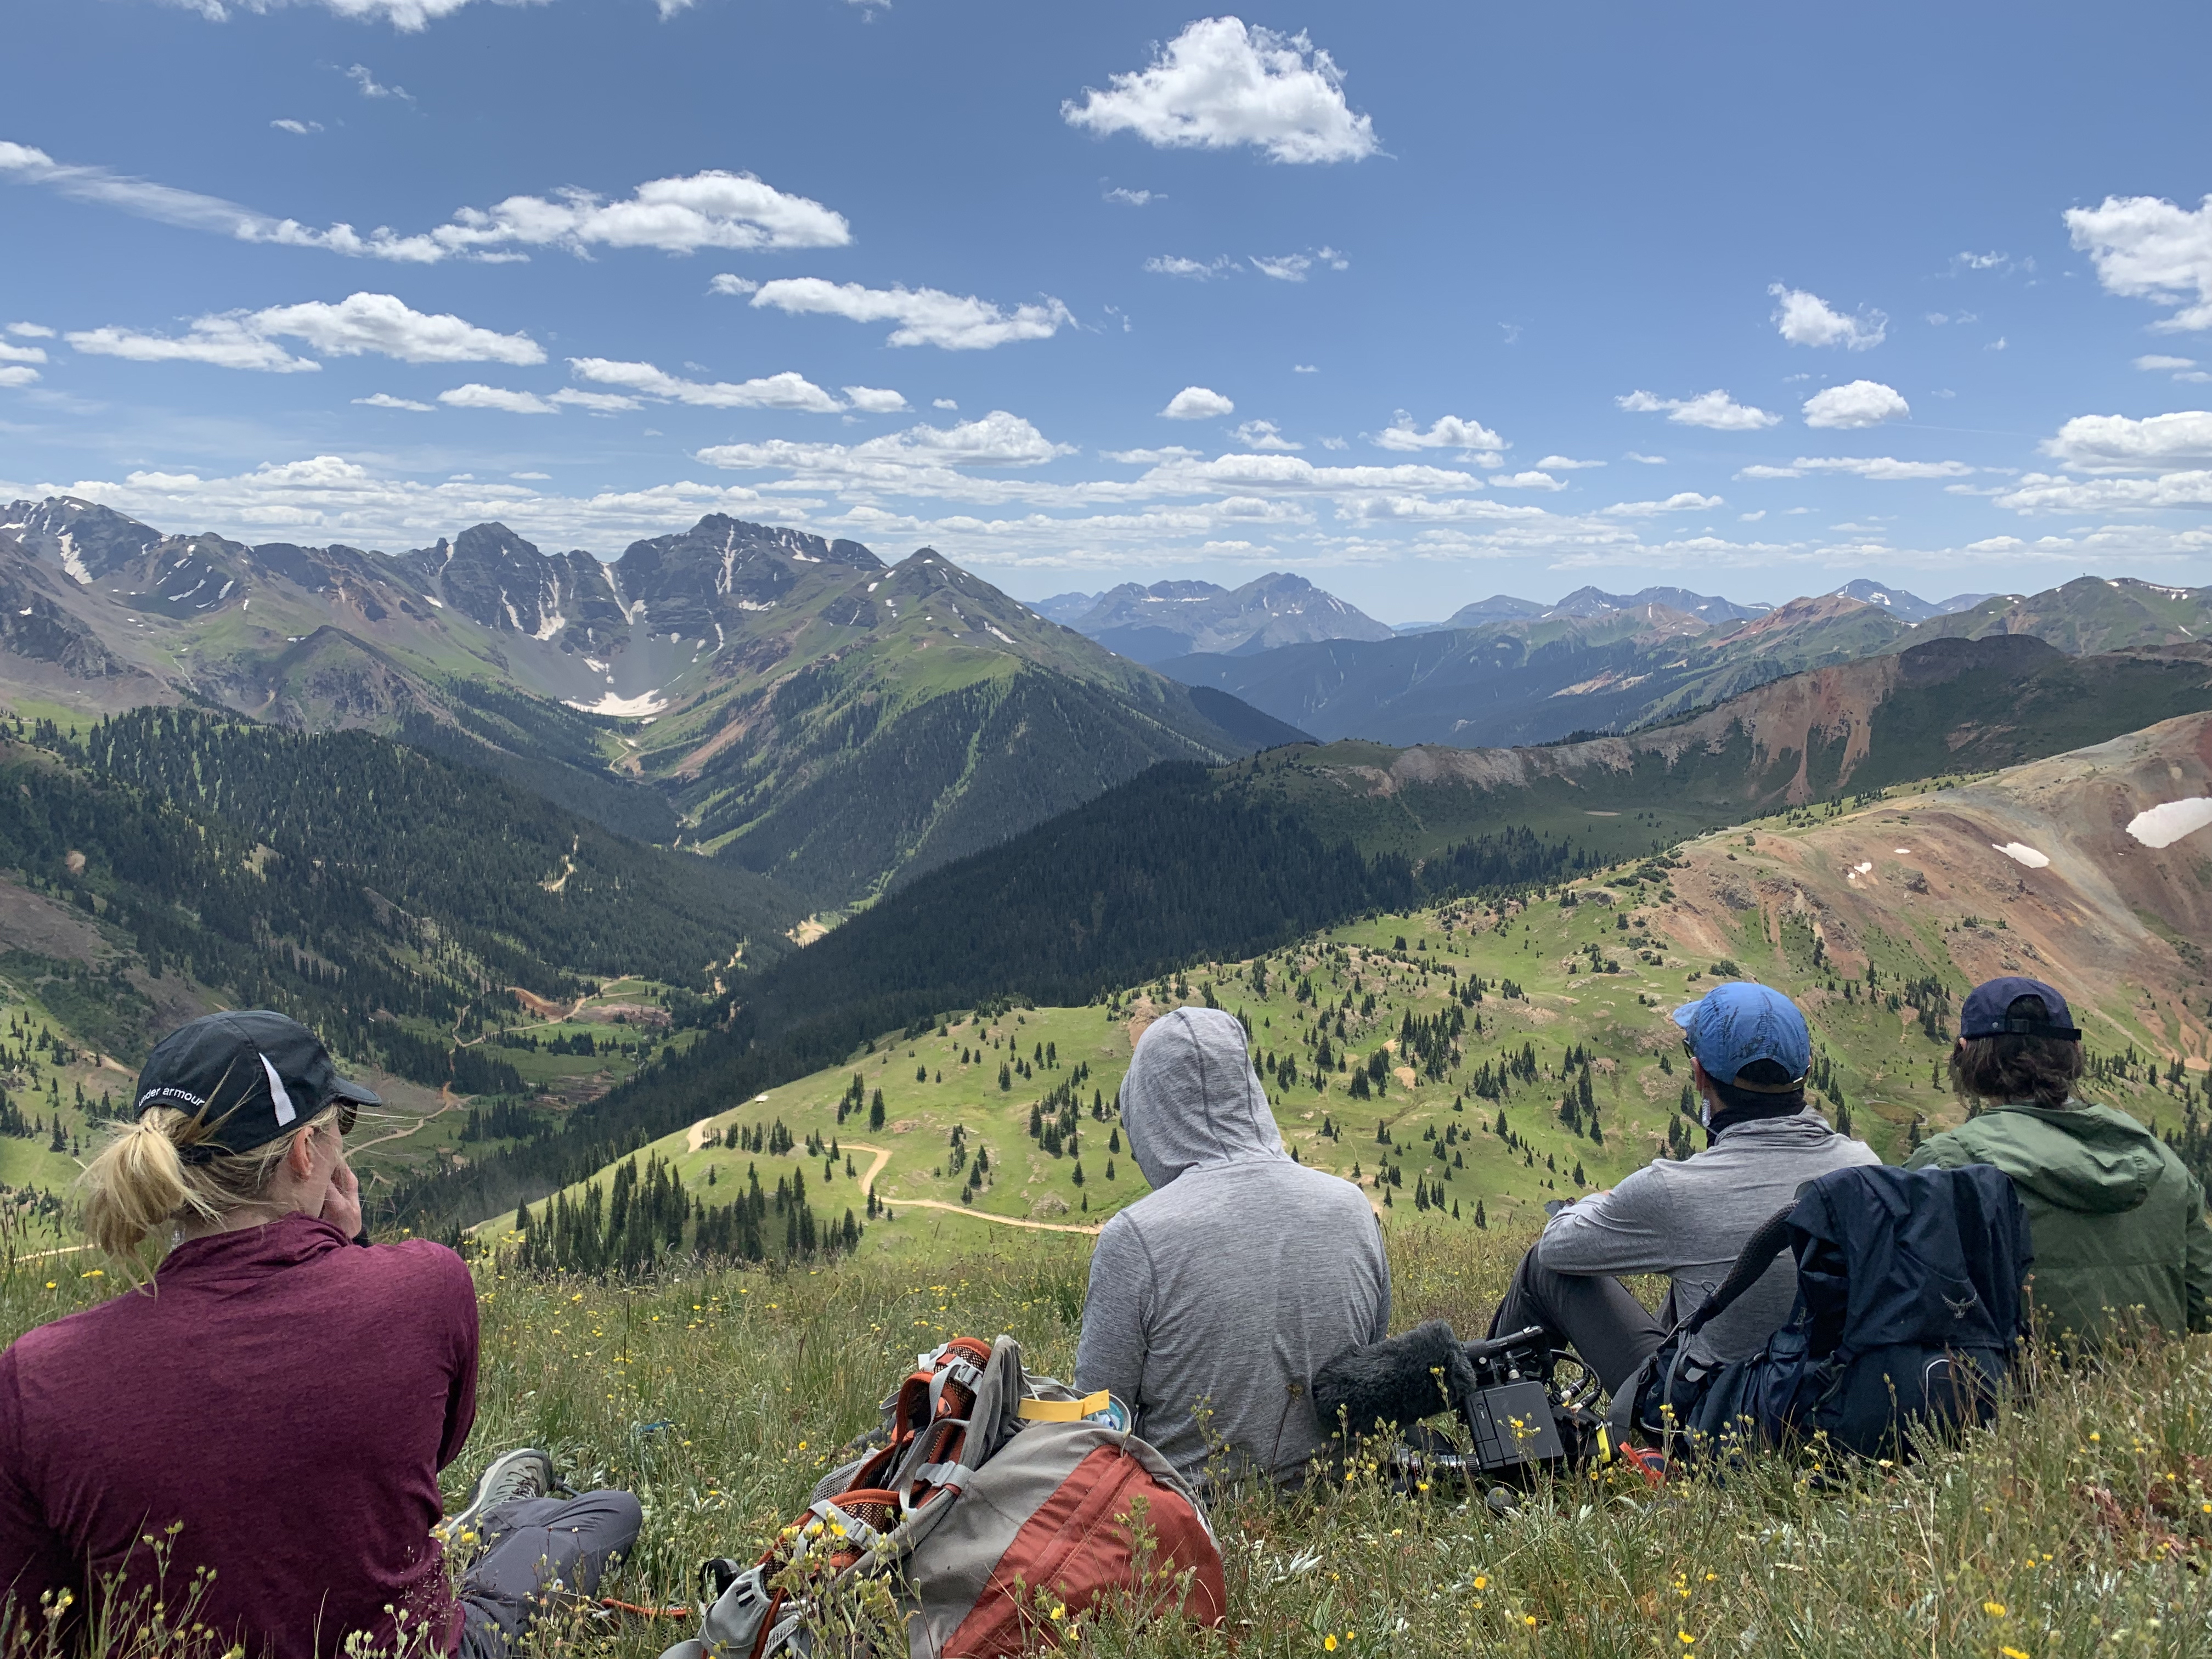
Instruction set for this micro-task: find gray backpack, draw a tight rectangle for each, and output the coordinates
[661,1334,1226,1659]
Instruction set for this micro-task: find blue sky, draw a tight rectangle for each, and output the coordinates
[2,0,2208,620]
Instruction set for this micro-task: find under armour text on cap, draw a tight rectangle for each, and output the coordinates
[133,1011,380,1160]
[1671,980,1812,1091]
[1959,977,2081,1041]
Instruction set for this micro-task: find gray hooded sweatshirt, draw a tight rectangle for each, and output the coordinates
[1075,1008,1390,1487]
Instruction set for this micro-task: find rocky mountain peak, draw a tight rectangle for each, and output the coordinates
[0,496,166,584]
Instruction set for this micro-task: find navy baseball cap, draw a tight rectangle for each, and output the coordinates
[1671,981,1812,1091]
[1959,977,2080,1041]
[134,1011,379,1160]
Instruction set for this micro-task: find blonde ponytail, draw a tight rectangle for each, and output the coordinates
[77,1104,340,1261]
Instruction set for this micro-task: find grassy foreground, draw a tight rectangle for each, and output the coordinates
[7,1217,2211,1657]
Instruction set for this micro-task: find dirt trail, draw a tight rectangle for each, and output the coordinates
[352,1081,459,1152]
[508,987,585,1021]
[897,1199,1099,1237]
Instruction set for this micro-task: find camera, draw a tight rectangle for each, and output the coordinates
[1313,1320,1604,1489]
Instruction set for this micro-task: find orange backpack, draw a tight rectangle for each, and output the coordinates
[662,1335,1226,1658]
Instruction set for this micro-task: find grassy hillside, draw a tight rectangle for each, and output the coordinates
[9,1212,2205,1657]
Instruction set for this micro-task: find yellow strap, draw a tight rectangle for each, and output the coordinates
[1017,1390,1110,1423]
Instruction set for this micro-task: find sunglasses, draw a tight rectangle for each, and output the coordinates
[336,1101,360,1136]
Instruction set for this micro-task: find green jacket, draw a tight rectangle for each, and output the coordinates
[1907,1101,2212,1345]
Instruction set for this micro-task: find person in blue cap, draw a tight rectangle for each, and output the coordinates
[1907,976,2212,1348]
[1483,979,1877,1401]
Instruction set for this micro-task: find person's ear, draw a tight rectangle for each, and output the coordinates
[286,1126,318,1179]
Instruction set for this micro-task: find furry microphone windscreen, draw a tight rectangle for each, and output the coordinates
[1311,1320,1476,1437]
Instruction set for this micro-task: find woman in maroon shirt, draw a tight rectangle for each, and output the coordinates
[0,1012,640,1659]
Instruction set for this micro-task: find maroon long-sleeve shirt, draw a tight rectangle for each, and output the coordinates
[0,1215,478,1658]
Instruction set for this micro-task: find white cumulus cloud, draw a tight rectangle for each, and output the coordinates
[2040,409,2212,472]
[1145,255,1234,280]
[568,358,843,413]
[842,385,909,413]
[1490,471,1564,490]
[697,410,1075,483]
[2065,194,2212,332]
[1536,454,1604,470]
[1617,390,1779,430]
[1161,386,1235,420]
[1602,492,1725,516]
[1737,456,1971,481]
[2134,354,2195,371]
[439,383,557,414]
[1769,285,1887,351]
[0,141,848,263]
[747,278,1071,349]
[0,366,39,388]
[1062,17,1379,165]
[1232,419,1299,451]
[66,292,539,373]
[1372,413,1506,456]
[1993,471,2212,512]
[270,119,323,135]
[0,341,48,365]
[165,0,491,29]
[353,392,432,410]
[1802,379,1910,429]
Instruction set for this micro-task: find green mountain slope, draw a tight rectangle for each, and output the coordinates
[388,631,2212,1231]
[478,699,2212,1265]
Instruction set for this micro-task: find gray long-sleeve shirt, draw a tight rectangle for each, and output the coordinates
[1075,1008,1390,1487]
[1537,1109,1881,1365]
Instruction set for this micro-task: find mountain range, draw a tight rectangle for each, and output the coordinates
[0,498,1304,904]
[1156,577,2212,748]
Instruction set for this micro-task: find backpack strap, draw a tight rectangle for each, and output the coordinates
[1643,1200,1799,1462]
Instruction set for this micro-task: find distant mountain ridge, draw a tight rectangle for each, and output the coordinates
[1056,573,1395,663]
[1158,577,2212,749]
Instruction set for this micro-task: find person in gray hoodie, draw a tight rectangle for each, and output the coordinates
[1074,1007,1390,1488]
[1486,981,1878,1400]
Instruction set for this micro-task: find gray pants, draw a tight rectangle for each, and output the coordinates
[1487,1245,1667,1396]
[456,1490,643,1659]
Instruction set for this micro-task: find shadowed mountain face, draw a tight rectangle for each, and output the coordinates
[1065,572,1395,663]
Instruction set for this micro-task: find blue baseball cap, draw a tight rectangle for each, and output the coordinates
[1959,976,2080,1041]
[1671,981,1811,1091]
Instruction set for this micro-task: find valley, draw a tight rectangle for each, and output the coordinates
[477,708,2212,1266]
[0,495,2206,1261]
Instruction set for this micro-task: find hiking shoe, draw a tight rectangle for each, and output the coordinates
[441,1448,556,1540]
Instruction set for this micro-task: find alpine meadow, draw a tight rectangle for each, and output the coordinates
[2,2,2211,1657]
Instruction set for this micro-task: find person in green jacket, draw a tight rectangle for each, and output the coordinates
[1906,976,2212,1350]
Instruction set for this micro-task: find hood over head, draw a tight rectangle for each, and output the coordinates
[1970,1103,2169,1215]
[1119,1007,1285,1189]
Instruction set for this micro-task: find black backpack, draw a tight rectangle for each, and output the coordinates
[1633,1163,2033,1460]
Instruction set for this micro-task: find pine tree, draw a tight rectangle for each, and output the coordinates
[1474,1200,1486,1228]
[870,1089,886,1130]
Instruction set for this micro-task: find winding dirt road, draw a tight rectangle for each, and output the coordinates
[895,1199,1099,1237]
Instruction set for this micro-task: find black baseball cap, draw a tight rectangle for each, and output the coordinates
[134,1011,380,1159]
[1959,977,2081,1042]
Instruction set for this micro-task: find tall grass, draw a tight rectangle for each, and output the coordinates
[4,1216,2209,1655]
